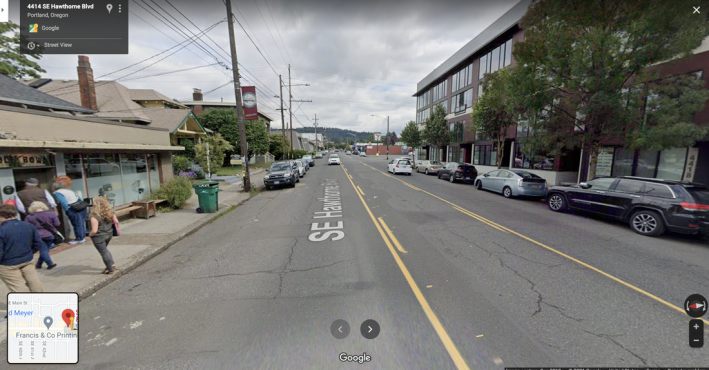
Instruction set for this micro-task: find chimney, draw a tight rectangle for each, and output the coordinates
[76,55,98,111]
[193,88,203,101]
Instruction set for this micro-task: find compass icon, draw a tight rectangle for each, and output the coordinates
[685,294,707,318]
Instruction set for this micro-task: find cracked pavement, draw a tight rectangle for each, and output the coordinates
[6,155,708,369]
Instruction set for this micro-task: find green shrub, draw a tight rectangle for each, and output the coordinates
[292,149,308,159]
[194,168,206,180]
[173,156,193,173]
[151,175,193,209]
[178,139,196,160]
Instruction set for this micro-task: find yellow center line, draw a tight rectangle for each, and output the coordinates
[378,217,408,254]
[357,186,365,196]
[340,164,470,370]
[361,162,709,326]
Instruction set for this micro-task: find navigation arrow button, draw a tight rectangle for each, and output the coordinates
[360,319,380,339]
[330,319,349,339]
[368,326,373,333]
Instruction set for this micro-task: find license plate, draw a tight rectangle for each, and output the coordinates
[530,184,540,189]
[274,181,280,185]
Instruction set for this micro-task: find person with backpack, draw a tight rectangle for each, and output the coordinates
[25,201,60,269]
[52,181,88,245]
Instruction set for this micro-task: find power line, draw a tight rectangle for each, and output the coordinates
[226,1,280,78]
[232,1,281,71]
[253,0,288,67]
[264,0,293,65]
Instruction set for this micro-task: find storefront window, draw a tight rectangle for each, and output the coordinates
[636,150,659,178]
[85,154,124,208]
[513,142,553,170]
[612,148,634,177]
[474,145,497,166]
[120,154,150,204]
[63,154,87,198]
[657,147,687,180]
[147,154,161,191]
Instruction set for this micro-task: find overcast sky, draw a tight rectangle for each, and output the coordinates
[10,0,518,135]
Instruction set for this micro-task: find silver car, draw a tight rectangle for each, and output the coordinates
[415,160,444,175]
[475,169,548,199]
[295,159,306,177]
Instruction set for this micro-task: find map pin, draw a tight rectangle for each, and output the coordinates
[44,316,53,330]
[62,309,75,328]
[106,4,113,14]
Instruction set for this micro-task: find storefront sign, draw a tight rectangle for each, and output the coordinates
[683,147,699,182]
[596,147,614,177]
[0,153,54,168]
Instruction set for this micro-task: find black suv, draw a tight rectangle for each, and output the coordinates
[264,161,299,190]
[437,163,478,184]
[547,176,709,237]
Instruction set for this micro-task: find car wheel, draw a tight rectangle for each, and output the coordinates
[547,193,567,212]
[438,173,442,179]
[296,175,300,183]
[502,186,513,198]
[476,180,482,190]
[449,175,455,183]
[629,210,666,237]
[425,169,429,175]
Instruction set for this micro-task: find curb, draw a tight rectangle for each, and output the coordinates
[75,183,264,300]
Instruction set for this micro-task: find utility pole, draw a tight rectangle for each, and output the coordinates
[313,114,318,150]
[225,0,250,192]
[386,116,390,160]
[279,75,287,159]
[289,64,293,156]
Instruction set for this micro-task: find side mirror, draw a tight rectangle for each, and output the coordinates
[579,182,591,189]
[483,174,488,177]
[266,169,269,173]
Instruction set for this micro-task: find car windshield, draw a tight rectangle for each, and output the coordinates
[430,161,442,165]
[270,163,291,171]
[398,160,410,165]
[514,171,542,179]
[687,188,709,204]
[330,154,339,158]
[303,156,312,159]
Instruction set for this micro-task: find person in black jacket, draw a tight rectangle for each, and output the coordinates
[0,204,44,318]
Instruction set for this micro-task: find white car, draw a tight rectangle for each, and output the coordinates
[359,152,367,157]
[388,158,413,175]
[328,154,341,165]
[346,151,352,155]
[295,159,306,177]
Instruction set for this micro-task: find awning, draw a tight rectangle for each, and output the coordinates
[0,140,183,151]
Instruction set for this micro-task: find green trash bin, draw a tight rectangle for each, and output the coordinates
[192,181,220,213]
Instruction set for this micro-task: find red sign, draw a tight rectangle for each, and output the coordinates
[241,86,258,120]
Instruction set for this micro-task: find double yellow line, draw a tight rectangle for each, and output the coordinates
[341,165,470,370]
[360,163,709,326]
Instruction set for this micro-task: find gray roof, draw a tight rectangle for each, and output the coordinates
[0,74,95,113]
[415,0,531,95]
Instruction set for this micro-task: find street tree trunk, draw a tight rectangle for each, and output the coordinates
[587,142,600,181]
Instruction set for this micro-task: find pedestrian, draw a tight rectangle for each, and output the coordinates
[88,197,118,275]
[25,201,59,269]
[0,204,44,320]
[52,181,87,245]
[15,178,58,217]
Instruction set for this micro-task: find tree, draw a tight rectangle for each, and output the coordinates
[0,22,46,79]
[367,134,374,142]
[423,104,450,159]
[514,0,709,180]
[471,68,517,168]
[178,138,196,160]
[269,134,290,160]
[194,133,233,178]
[234,120,270,159]
[400,120,422,167]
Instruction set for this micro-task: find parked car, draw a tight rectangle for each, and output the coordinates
[353,150,359,155]
[314,153,323,159]
[359,152,367,157]
[328,154,341,165]
[438,163,478,184]
[346,151,352,155]
[546,176,709,237]
[475,169,548,199]
[294,159,306,177]
[302,155,314,167]
[387,158,413,175]
[416,160,444,175]
[264,161,299,189]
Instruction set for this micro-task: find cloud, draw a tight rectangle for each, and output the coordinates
[11,0,518,134]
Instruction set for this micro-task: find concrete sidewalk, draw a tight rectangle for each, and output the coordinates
[0,170,265,344]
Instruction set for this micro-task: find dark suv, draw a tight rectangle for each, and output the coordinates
[546,176,709,237]
[264,161,299,190]
[437,163,478,184]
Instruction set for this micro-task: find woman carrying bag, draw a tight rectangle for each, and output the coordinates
[25,201,60,269]
[88,197,119,275]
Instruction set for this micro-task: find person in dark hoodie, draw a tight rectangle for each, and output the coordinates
[25,201,59,269]
[0,204,44,320]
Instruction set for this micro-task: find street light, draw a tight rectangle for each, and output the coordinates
[371,114,389,160]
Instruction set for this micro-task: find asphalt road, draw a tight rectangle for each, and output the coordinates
[4,154,708,369]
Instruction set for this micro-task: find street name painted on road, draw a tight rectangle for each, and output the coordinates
[309,179,345,242]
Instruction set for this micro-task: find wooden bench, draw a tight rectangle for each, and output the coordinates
[114,206,142,218]
[154,199,168,206]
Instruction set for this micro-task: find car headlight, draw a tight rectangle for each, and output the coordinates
[284,173,292,177]
[264,175,269,180]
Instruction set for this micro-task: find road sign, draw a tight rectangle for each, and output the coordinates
[374,132,381,142]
